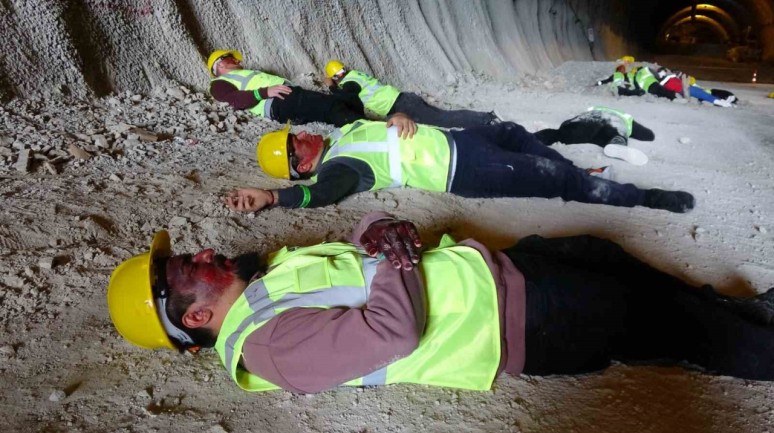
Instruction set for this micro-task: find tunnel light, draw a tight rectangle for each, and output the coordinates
[752,70,757,83]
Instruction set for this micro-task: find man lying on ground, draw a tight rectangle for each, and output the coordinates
[224,114,694,214]
[324,59,498,128]
[535,106,652,166]
[108,212,774,393]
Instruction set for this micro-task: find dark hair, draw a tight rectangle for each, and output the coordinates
[165,253,265,351]
[166,289,217,350]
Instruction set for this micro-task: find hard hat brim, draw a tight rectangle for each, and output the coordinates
[107,230,176,350]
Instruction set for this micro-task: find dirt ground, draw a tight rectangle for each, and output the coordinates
[1,61,774,432]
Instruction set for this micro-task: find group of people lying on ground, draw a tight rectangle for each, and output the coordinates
[596,55,739,108]
[106,49,774,397]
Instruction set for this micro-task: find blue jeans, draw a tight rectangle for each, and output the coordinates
[689,85,717,103]
[449,122,646,208]
[389,92,495,128]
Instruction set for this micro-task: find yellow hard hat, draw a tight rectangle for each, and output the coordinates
[207,49,243,76]
[618,55,635,64]
[257,123,292,179]
[107,231,177,350]
[325,60,346,79]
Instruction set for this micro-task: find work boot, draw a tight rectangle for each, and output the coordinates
[488,111,504,125]
[715,287,774,325]
[608,135,627,146]
[643,189,695,213]
[603,143,649,166]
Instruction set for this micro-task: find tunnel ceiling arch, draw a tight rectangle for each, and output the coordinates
[660,4,741,42]
[635,0,774,60]
[666,15,732,43]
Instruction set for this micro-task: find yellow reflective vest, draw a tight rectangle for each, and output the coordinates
[317,120,455,192]
[634,67,658,92]
[590,106,634,137]
[212,69,287,117]
[340,70,401,118]
[214,236,501,391]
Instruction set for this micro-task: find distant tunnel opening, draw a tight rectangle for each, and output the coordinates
[628,0,774,63]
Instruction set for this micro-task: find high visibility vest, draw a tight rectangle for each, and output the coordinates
[611,72,625,86]
[658,73,677,86]
[634,67,657,92]
[212,69,287,117]
[215,236,502,392]
[317,120,455,192]
[589,106,634,137]
[340,70,401,117]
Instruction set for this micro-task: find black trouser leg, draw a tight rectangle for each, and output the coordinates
[505,235,774,380]
[630,121,655,141]
[271,88,364,127]
[647,83,678,100]
[390,92,494,128]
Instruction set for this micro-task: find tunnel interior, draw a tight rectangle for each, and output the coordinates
[628,0,772,61]
[0,0,773,101]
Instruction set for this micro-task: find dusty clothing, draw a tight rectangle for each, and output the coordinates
[240,212,526,393]
[211,80,365,127]
[277,122,649,210]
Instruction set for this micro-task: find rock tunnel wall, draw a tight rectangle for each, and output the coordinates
[0,0,636,100]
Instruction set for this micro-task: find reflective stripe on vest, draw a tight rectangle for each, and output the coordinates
[589,106,634,137]
[659,73,677,86]
[212,69,287,117]
[635,68,657,92]
[325,126,403,188]
[340,70,401,117]
[612,72,624,86]
[215,238,501,392]
[318,120,454,192]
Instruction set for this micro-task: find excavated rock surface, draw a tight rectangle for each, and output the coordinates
[0,0,634,100]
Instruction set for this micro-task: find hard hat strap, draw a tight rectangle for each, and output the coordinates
[152,257,196,348]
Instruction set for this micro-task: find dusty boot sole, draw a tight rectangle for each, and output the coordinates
[603,144,648,166]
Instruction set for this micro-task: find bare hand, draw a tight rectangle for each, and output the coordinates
[360,219,422,271]
[223,188,274,212]
[267,85,293,100]
[323,77,335,88]
[386,113,417,139]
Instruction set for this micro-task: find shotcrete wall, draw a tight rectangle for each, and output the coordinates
[0,0,635,100]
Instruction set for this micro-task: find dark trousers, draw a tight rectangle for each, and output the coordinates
[646,83,678,100]
[504,235,774,380]
[534,120,654,148]
[389,92,494,129]
[450,122,646,208]
[618,87,645,97]
[271,86,365,127]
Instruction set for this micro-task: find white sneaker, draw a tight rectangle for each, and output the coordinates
[726,95,737,104]
[713,98,732,108]
[603,144,649,166]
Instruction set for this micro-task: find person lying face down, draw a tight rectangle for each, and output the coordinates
[224,114,695,214]
[107,212,774,393]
